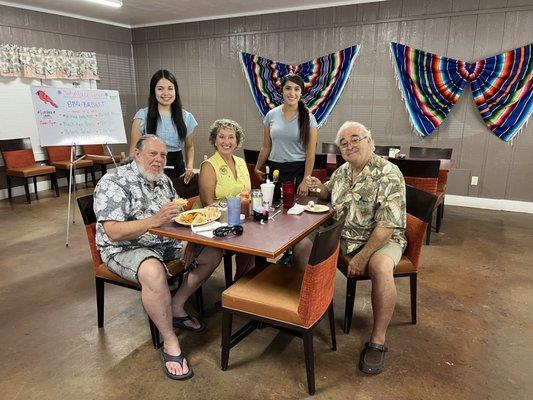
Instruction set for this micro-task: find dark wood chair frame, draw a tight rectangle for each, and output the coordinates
[374,145,401,156]
[0,138,59,204]
[221,214,345,395]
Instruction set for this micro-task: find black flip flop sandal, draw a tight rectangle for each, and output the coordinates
[359,342,388,374]
[161,350,194,380]
[173,314,205,333]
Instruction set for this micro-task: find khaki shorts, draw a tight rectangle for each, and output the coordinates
[346,241,404,267]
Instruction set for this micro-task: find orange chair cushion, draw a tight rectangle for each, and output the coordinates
[50,159,94,169]
[2,149,36,168]
[222,264,307,327]
[85,155,121,164]
[437,170,448,192]
[436,190,445,206]
[47,146,72,161]
[6,165,56,177]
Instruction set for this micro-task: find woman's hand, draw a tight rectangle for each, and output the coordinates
[254,168,266,181]
[180,169,195,185]
[297,180,309,195]
[180,241,196,267]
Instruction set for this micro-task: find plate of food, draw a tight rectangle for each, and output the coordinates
[303,201,330,213]
[175,207,221,226]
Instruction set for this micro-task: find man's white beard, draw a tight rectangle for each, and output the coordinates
[137,161,165,182]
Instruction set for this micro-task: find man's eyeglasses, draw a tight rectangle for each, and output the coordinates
[338,136,369,149]
[213,225,244,237]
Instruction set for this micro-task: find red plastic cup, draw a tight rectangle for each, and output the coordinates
[282,181,295,209]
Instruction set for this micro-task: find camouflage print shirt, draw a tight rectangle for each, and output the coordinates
[325,153,406,256]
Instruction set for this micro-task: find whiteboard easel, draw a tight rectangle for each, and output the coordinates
[30,86,127,246]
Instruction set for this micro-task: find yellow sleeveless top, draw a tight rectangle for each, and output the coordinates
[195,151,251,207]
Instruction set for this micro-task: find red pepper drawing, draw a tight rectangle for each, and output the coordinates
[36,90,58,108]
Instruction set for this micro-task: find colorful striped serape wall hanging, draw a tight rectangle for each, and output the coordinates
[240,45,360,128]
[390,42,533,142]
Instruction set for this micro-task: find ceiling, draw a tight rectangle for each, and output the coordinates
[1,0,385,28]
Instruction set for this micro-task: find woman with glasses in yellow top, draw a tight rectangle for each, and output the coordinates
[196,118,254,279]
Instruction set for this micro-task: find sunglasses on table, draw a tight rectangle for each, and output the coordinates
[213,225,244,237]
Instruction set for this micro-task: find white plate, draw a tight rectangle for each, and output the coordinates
[303,204,330,213]
[174,208,221,226]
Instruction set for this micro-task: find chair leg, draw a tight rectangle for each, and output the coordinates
[24,178,31,204]
[223,254,233,288]
[101,164,107,176]
[302,330,315,396]
[149,317,162,349]
[7,176,12,199]
[328,302,337,351]
[425,219,432,245]
[435,206,442,233]
[440,202,445,219]
[90,167,96,187]
[51,173,59,197]
[409,274,417,324]
[95,278,105,328]
[221,310,233,370]
[343,278,357,334]
[33,177,39,200]
[195,286,204,316]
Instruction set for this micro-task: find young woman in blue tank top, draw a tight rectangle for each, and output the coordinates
[253,73,318,194]
[130,69,197,184]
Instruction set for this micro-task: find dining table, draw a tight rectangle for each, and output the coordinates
[150,197,334,259]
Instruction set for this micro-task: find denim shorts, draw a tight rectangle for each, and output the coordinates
[106,246,182,283]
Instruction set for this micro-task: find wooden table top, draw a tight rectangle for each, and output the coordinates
[149,198,334,259]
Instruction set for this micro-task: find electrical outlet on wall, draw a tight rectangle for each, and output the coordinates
[471,176,479,186]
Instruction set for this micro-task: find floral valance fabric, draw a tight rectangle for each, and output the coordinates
[0,43,99,80]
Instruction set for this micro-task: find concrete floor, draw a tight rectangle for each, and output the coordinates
[0,187,532,400]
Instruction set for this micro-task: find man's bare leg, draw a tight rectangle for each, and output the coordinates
[367,254,396,345]
[138,258,188,377]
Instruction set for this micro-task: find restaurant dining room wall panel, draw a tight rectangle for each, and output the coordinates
[0,5,134,194]
[131,0,533,202]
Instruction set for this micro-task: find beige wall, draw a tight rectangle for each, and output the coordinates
[131,0,533,201]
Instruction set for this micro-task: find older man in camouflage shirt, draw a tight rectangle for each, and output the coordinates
[298,121,406,375]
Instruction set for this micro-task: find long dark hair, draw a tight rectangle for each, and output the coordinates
[281,73,311,148]
[146,69,187,142]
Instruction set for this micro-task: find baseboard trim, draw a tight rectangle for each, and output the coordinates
[446,194,533,214]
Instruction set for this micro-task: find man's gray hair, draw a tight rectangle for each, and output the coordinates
[334,121,373,146]
[135,134,165,151]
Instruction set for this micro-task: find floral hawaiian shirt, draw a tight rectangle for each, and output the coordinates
[325,153,406,255]
[94,161,183,262]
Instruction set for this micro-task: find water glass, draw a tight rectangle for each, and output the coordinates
[227,196,241,226]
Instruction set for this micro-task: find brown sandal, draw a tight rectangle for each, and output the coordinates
[359,342,388,374]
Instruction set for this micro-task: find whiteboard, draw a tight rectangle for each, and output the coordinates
[30,85,127,146]
[0,77,96,162]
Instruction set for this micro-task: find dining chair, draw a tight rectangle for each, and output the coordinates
[46,146,96,191]
[388,158,440,244]
[81,144,122,177]
[321,142,340,155]
[338,185,437,334]
[243,148,262,189]
[77,194,204,349]
[409,146,453,232]
[311,153,328,183]
[322,142,340,177]
[374,145,401,157]
[220,213,345,395]
[335,154,346,169]
[0,137,59,204]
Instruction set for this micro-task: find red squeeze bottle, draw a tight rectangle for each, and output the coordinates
[240,191,251,217]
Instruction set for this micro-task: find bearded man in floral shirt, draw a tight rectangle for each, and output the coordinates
[94,135,222,381]
[296,121,406,375]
